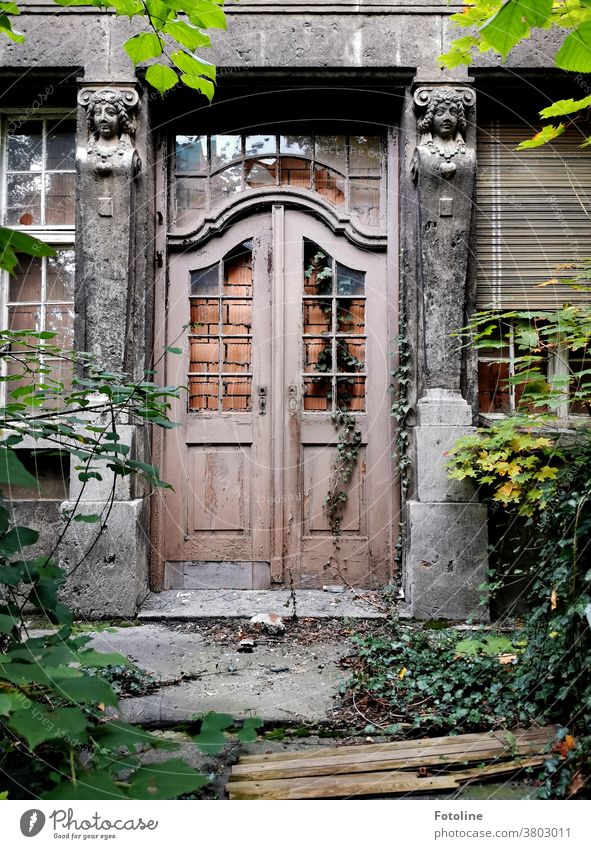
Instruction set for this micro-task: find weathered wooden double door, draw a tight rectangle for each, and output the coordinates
[161,207,393,589]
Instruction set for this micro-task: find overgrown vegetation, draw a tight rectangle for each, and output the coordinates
[348,292,591,798]
[0,327,260,798]
[440,0,591,149]
[1,0,226,97]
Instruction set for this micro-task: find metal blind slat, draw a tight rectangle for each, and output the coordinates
[476,122,591,309]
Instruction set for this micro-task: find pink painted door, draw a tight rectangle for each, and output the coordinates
[159,207,393,589]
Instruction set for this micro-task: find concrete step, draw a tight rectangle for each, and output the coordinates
[138,589,386,621]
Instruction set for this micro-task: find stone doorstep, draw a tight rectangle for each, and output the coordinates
[138,589,386,621]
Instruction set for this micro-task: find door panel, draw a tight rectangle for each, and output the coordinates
[282,211,392,588]
[161,207,393,589]
[162,214,273,587]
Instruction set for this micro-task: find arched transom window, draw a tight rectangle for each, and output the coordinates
[173,133,385,230]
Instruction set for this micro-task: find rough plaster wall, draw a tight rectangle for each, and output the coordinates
[0,8,567,76]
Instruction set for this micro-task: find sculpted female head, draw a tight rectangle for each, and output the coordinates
[87,89,134,140]
[418,88,467,141]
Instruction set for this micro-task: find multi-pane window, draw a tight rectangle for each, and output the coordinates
[4,117,76,227]
[174,133,384,230]
[302,239,366,413]
[188,241,253,412]
[5,251,75,388]
[478,318,590,418]
[477,121,591,417]
[1,114,76,391]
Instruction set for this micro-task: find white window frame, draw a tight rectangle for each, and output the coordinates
[478,319,588,422]
[0,109,76,402]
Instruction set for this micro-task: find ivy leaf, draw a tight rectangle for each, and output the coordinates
[540,94,591,118]
[111,0,144,15]
[123,32,163,65]
[0,526,40,555]
[94,720,177,752]
[164,345,183,354]
[0,613,17,634]
[0,228,55,276]
[8,706,88,750]
[77,649,131,668]
[555,22,591,73]
[43,770,126,800]
[49,674,119,707]
[182,0,227,30]
[127,759,209,799]
[0,12,24,43]
[171,50,216,81]
[179,75,215,100]
[516,123,565,149]
[481,0,553,59]
[163,20,211,49]
[73,513,102,523]
[237,717,263,743]
[0,692,23,716]
[145,63,179,93]
[194,712,233,754]
[0,447,37,488]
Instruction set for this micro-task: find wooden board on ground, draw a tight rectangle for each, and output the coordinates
[227,726,558,800]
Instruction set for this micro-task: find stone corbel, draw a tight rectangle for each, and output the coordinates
[77,86,141,178]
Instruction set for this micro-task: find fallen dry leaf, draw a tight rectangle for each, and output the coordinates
[552,734,576,759]
[550,588,557,610]
[498,653,518,665]
[568,771,585,798]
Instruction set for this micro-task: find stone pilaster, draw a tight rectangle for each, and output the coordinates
[59,83,150,618]
[401,82,489,621]
[74,83,141,374]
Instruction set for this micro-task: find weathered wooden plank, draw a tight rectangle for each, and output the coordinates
[453,756,546,781]
[228,739,549,781]
[227,756,547,800]
[228,773,461,800]
[237,726,557,765]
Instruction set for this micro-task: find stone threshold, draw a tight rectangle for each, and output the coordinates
[138,589,386,620]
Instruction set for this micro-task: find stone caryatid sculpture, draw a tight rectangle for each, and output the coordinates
[75,85,142,375]
[402,85,488,623]
[77,87,140,178]
[411,86,476,393]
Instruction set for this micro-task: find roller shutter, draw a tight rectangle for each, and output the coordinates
[476,122,591,309]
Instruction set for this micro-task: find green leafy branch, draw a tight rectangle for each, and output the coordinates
[439,0,591,148]
[0,0,229,97]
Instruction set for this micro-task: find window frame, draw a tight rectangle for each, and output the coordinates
[477,318,590,422]
[0,108,76,404]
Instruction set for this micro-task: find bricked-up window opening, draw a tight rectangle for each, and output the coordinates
[302,239,366,413]
[174,134,384,230]
[1,114,76,396]
[188,241,253,411]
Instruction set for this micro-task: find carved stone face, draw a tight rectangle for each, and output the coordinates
[92,103,119,139]
[432,102,459,140]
